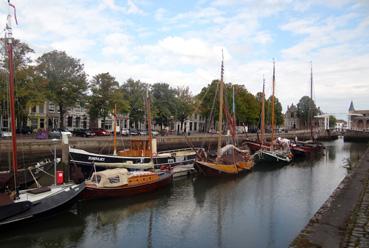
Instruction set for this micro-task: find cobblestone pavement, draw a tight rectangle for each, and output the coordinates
[342,172,369,248]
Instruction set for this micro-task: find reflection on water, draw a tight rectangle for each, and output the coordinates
[0,139,367,248]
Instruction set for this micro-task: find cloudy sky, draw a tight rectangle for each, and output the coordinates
[1,0,368,118]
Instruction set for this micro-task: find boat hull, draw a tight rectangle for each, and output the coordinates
[70,147,196,179]
[254,150,292,164]
[194,160,253,176]
[243,140,270,153]
[0,183,85,228]
[81,172,172,200]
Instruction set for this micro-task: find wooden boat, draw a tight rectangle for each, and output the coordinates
[81,168,172,200]
[70,100,196,178]
[290,63,324,156]
[194,52,254,176]
[251,60,293,164]
[0,5,85,228]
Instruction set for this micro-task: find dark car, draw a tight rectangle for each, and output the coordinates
[129,128,139,136]
[73,128,96,137]
[16,126,33,135]
[91,128,110,136]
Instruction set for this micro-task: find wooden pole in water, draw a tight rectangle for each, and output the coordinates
[261,76,265,145]
[271,59,276,149]
[217,51,224,159]
[147,90,153,160]
[113,104,117,155]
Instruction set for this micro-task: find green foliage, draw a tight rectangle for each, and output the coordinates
[297,96,319,127]
[174,86,194,124]
[265,96,284,126]
[121,79,148,128]
[88,73,129,121]
[151,83,177,128]
[0,39,46,126]
[196,80,260,129]
[36,50,87,128]
[329,115,337,128]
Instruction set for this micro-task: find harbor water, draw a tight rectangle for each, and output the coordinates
[0,138,367,248]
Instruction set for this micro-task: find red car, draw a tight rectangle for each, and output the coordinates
[91,128,110,136]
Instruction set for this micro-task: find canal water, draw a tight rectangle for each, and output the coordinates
[0,139,367,248]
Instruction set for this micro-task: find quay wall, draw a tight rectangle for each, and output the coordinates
[0,130,337,166]
[290,146,369,247]
[344,129,369,142]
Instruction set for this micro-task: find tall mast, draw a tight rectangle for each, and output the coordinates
[146,89,153,160]
[271,59,276,148]
[113,104,117,155]
[261,76,265,145]
[310,61,313,140]
[6,1,18,186]
[217,50,224,158]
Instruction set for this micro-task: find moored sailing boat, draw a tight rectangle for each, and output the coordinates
[0,3,84,228]
[81,168,172,200]
[69,93,196,178]
[253,60,293,164]
[290,62,324,156]
[194,52,254,176]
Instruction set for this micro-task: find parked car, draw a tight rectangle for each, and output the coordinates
[49,128,72,139]
[0,128,12,138]
[91,128,110,136]
[129,128,139,136]
[73,128,96,137]
[35,129,48,139]
[139,129,148,136]
[152,130,159,136]
[121,128,130,136]
[16,126,33,135]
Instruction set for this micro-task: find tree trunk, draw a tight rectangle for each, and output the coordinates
[59,104,64,128]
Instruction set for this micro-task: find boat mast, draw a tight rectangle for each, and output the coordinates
[261,76,265,146]
[217,50,224,159]
[113,104,117,155]
[146,89,153,160]
[271,59,276,149]
[232,84,236,144]
[6,1,17,187]
[310,61,314,141]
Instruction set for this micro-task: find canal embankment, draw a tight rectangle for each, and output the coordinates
[291,145,369,247]
[0,130,337,166]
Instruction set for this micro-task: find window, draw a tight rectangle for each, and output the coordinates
[91,175,101,184]
[75,117,81,128]
[108,176,120,184]
[49,103,55,112]
[40,118,45,128]
[31,119,38,129]
[67,116,73,127]
[194,122,197,131]
[291,112,294,118]
[39,104,44,114]
[31,106,36,113]
[190,122,193,131]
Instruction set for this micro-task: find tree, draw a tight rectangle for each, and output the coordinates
[329,115,337,129]
[265,96,284,127]
[297,96,319,128]
[151,83,177,129]
[88,73,129,123]
[0,39,47,127]
[36,50,88,128]
[174,87,194,131]
[121,79,148,128]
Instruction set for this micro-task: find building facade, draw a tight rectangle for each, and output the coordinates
[27,101,90,131]
[174,113,206,134]
[348,101,369,131]
[284,104,301,130]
